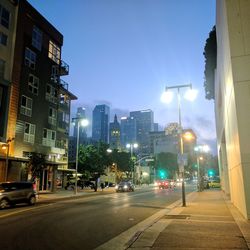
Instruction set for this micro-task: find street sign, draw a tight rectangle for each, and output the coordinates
[145,159,154,162]
[177,153,188,166]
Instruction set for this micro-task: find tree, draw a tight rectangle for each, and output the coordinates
[203,26,217,100]
[78,142,113,191]
[110,149,131,179]
[156,152,178,179]
[27,152,46,181]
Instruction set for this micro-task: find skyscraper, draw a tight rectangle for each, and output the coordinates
[73,107,87,144]
[109,114,121,149]
[130,109,154,154]
[92,104,110,143]
[120,116,137,149]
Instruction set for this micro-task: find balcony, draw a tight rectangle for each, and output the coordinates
[60,60,69,76]
[59,78,68,90]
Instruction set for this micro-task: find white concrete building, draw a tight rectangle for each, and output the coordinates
[216,0,250,219]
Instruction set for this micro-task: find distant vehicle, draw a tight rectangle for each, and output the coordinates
[157,180,171,189]
[115,181,135,192]
[0,182,36,209]
[209,179,221,188]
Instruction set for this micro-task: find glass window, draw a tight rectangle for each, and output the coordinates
[46,84,58,104]
[48,40,60,64]
[0,59,5,79]
[48,107,57,126]
[0,32,7,45]
[32,26,42,51]
[42,128,56,147]
[25,48,36,69]
[28,74,39,95]
[20,95,32,117]
[24,122,35,144]
[0,5,10,29]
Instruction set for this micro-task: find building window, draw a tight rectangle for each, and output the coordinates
[42,128,56,147]
[24,123,35,144]
[51,65,59,82]
[0,5,10,29]
[0,32,7,45]
[20,95,32,117]
[0,59,5,79]
[48,107,57,126]
[48,40,60,64]
[32,26,42,51]
[25,47,36,69]
[46,84,58,104]
[28,74,39,95]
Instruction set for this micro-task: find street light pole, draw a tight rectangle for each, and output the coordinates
[72,118,89,195]
[2,137,14,181]
[75,121,80,195]
[197,156,203,192]
[126,143,138,184]
[177,87,186,207]
[163,83,194,207]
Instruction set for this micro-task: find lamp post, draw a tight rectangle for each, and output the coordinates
[196,156,203,191]
[194,145,210,192]
[72,117,89,194]
[1,137,14,181]
[161,84,197,207]
[126,143,138,183]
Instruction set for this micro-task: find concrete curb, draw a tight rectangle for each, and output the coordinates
[127,191,198,249]
[95,191,197,250]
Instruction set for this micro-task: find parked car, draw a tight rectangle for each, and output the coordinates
[115,181,135,192]
[209,179,221,188]
[0,182,36,209]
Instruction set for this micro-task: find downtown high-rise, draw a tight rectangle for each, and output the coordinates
[92,104,110,143]
[130,109,154,154]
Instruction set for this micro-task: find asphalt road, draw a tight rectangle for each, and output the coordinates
[0,184,196,250]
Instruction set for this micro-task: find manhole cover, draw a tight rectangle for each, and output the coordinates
[164,214,190,219]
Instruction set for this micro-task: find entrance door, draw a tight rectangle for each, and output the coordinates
[39,169,48,191]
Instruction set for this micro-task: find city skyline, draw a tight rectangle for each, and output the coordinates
[28,0,217,153]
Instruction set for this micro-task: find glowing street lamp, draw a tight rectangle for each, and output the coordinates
[72,117,89,194]
[1,137,14,181]
[161,84,198,207]
[126,143,138,157]
[126,143,138,183]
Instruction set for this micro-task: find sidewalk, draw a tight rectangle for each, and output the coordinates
[128,189,250,249]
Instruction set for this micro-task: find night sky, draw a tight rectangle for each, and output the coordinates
[28,0,217,154]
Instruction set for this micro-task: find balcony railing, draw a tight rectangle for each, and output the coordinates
[59,78,68,90]
[60,60,69,76]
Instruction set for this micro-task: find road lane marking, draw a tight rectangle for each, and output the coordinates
[0,204,53,219]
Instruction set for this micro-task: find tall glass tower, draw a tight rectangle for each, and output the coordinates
[130,109,154,154]
[92,104,110,143]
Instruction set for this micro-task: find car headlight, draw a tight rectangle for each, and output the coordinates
[124,185,128,189]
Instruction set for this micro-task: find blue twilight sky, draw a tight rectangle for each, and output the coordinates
[28,0,217,153]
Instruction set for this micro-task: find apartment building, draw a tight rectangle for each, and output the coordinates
[0,0,77,191]
[0,0,18,182]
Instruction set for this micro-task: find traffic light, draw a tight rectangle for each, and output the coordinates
[208,169,215,177]
[159,170,166,179]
